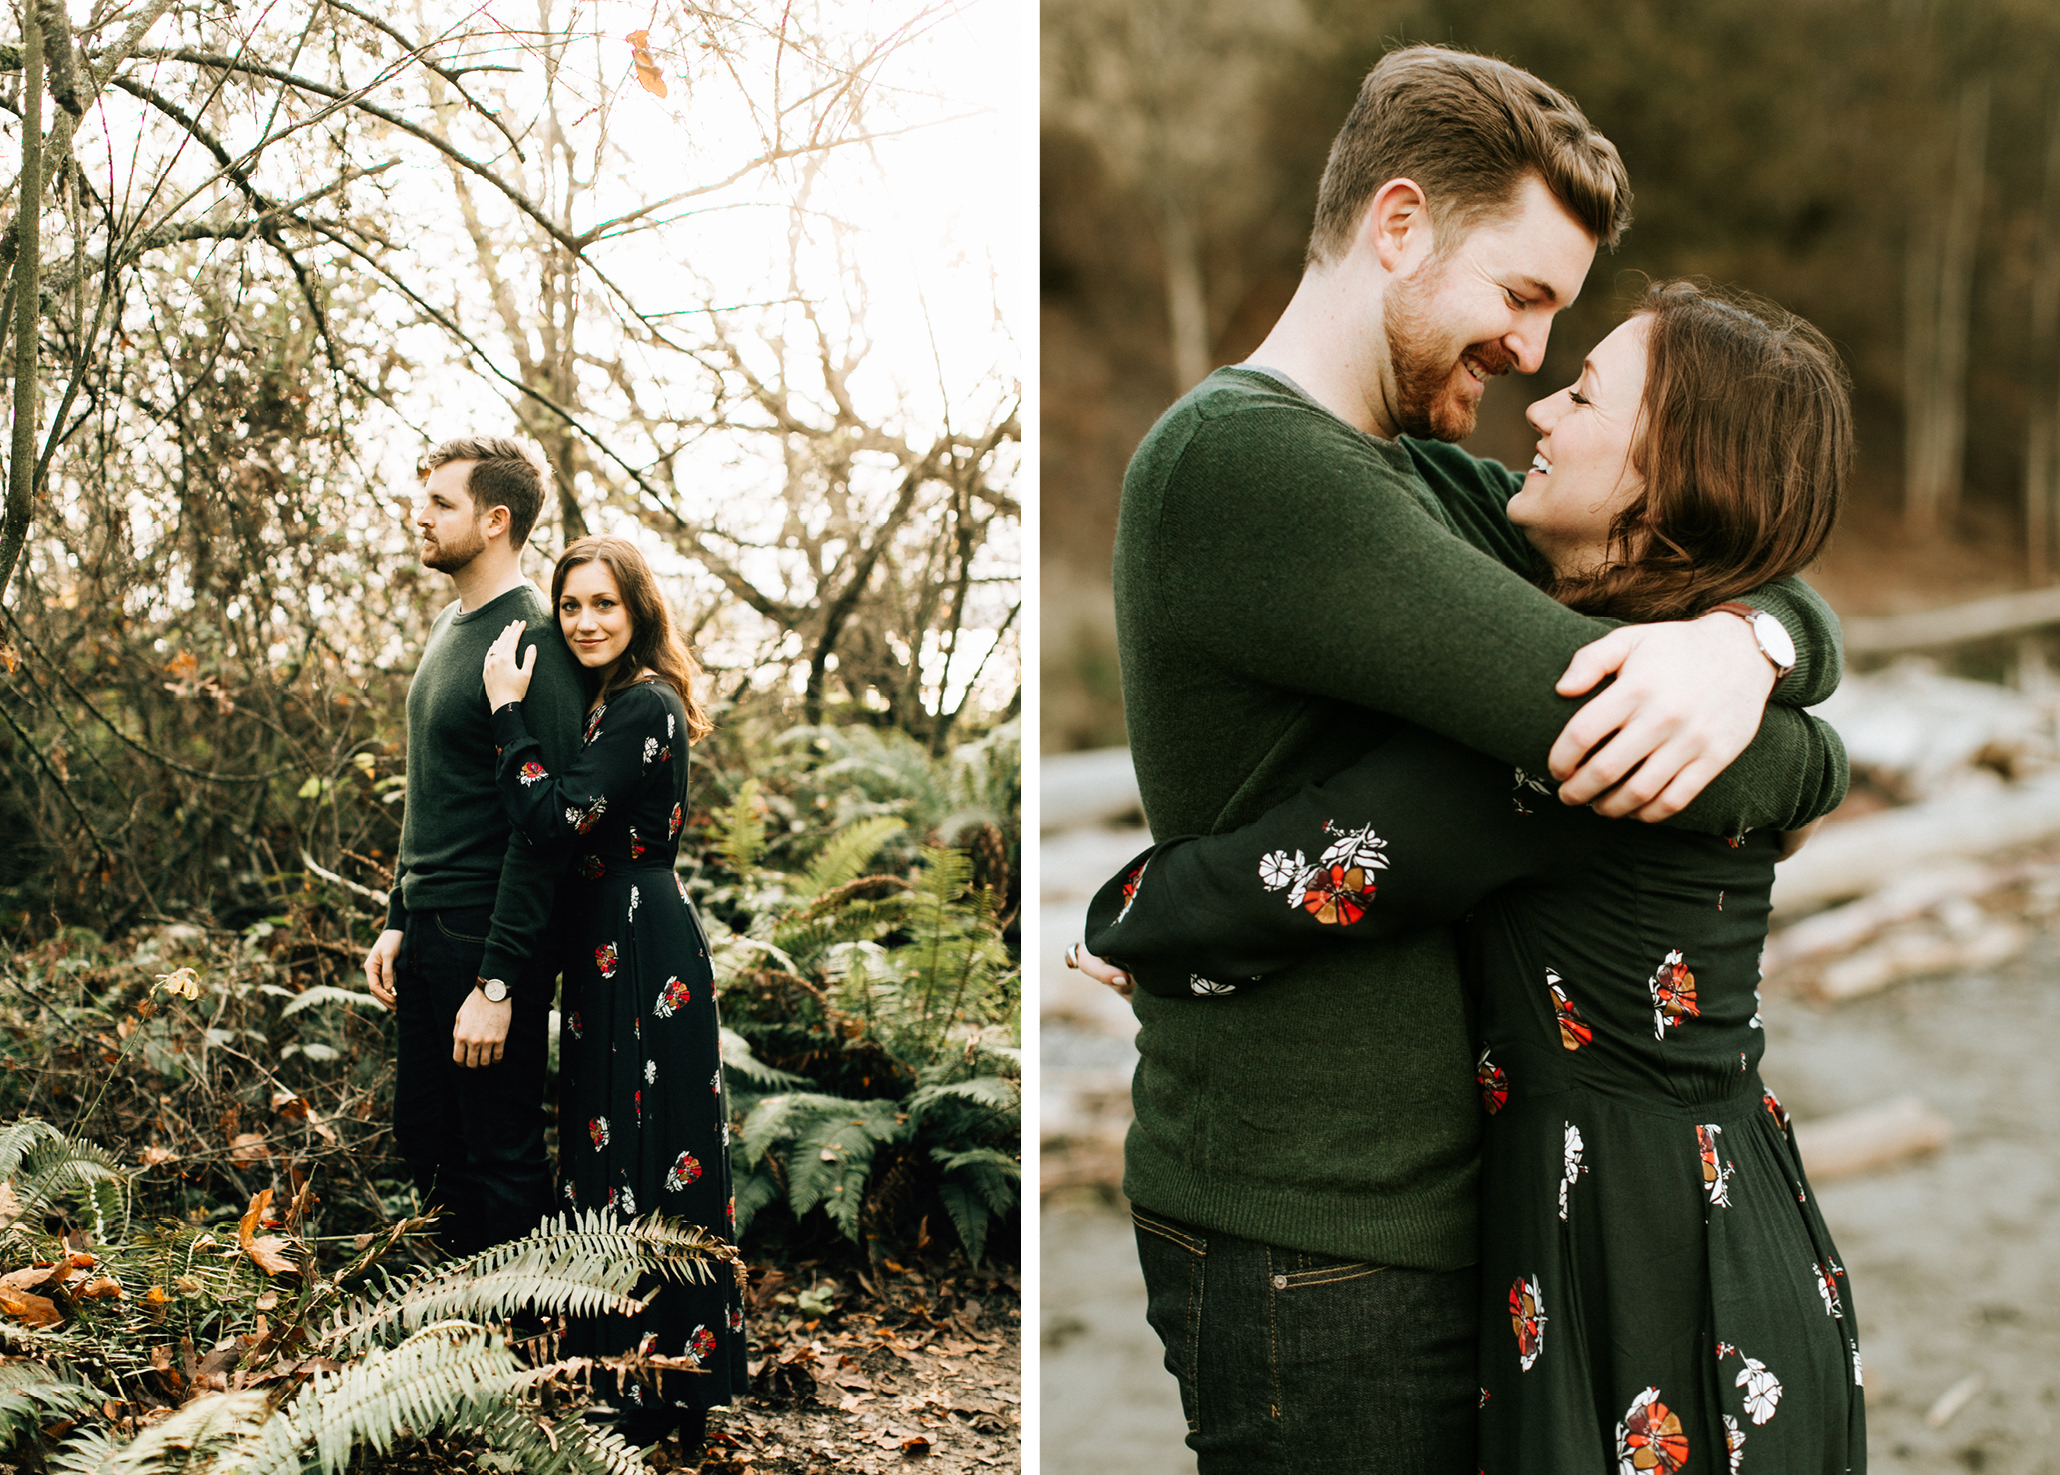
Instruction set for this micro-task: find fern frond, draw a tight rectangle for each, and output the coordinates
[935,1179,992,1265]
[907,1076,1019,1118]
[49,1389,272,1474]
[318,1214,732,1355]
[0,1119,63,1180]
[476,1399,649,1475]
[729,1166,782,1239]
[716,778,766,876]
[278,985,381,1017]
[259,1322,518,1475]
[9,1135,127,1232]
[717,1029,806,1090]
[0,1358,104,1449]
[795,817,907,901]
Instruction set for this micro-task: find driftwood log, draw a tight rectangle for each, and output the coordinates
[1791,1095,1952,1182]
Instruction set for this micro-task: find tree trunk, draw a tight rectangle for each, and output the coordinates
[1159,193,1211,394]
[1904,76,1988,537]
[2029,87,2060,582]
[1,7,45,608]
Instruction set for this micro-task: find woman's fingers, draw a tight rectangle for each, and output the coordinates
[1070,943,1133,997]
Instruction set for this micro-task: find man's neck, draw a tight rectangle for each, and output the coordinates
[448,548,527,612]
[1246,268,1398,440]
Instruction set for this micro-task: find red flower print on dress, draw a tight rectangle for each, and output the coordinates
[518,760,547,787]
[588,1116,610,1150]
[1476,1048,1508,1115]
[595,942,618,978]
[629,826,645,860]
[669,802,683,839]
[666,1150,703,1191]
[1546,968,1592,1050]
[1697,1124,1735,1208]
[1258,821,1389,927]
[1616,1387,1689,1473]
[583,705,606,743]
[565,1010,583,1040]
[1814,1258,1846,1318]
[728,1305,744,1332]
[654,975,691,1018]
[572,796,608,835]
[577,854,605,880]
[1115,860,1150,923]
[689,1325,717,1364]
[1648,949,1700,1039]
[1508,1274,1546,1371]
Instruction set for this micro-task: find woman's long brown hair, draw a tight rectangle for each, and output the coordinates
[551,535,713,740]
[1543,278,1852,622]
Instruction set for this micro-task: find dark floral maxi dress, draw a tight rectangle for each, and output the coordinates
[490,681,747,1415]
[1084,722,1865,1475]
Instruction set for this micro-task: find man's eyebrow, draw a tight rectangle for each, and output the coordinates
[1515,276,1562,305]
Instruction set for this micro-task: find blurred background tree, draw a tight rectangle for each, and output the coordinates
[1041,0,2060,750]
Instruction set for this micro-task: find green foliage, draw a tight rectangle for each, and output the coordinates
[0,1123,733,1471]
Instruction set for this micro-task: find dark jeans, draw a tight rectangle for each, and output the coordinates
[392,904,555,1256]
[1133,1205,1478,1474]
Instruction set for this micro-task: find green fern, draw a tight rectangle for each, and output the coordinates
[0,1123,129,1243]
[715,778,767,876]
[0,1357,105,1449]
[794,816,907,902]
[48,1389,273,1474]
[318,1212,734,1355]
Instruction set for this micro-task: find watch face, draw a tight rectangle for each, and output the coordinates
[1752,610,1798,670]
[481,980,509,1003]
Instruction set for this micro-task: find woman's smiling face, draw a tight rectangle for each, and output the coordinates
[558,560,634,672]
[1507,314,1651,578]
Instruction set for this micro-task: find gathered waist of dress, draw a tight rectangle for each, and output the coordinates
[1521,1065,1781,1125]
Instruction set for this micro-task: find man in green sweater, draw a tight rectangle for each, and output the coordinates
[361,437,585,1255]
[1110,47,1848,1471]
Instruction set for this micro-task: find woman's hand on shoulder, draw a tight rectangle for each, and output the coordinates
[483,619,536,708]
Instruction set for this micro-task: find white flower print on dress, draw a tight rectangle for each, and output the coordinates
[1559,1122,1586,1221]
[1319,821,1390,876]
[1723,1414,1745,1473]
[667,713,675,739]
[1735,1353,1783,1424]
[1258,849,1301,892]
[1512,765,1555,815]
[643,735,658,767]
[1853,1346,1864,1387]
[645,1059,656,1084]
[1189,975,1237,996]
[619,1184,637,1216]
[629,885,640,919]
[1114,858,1151,923]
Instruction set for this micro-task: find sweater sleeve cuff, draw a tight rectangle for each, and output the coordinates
[490,703,532,747]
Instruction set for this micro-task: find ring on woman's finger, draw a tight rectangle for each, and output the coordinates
[1064,941,1081,970]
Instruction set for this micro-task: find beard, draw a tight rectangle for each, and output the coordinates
[421,519,486,572]
[1383,269,1515,441]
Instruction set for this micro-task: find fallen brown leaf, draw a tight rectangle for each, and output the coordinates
[0,1285,62,1327]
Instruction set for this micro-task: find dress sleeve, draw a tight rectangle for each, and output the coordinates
[489,685,667,849]
[1084,725,1594,998]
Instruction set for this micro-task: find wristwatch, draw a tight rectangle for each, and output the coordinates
[476,977,510,1004]
[1709,602,1798,682]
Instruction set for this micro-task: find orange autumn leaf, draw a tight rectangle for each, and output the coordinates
[626,29,668,97]
[73,1276,123,1301]
[0,1285,61,1327]
[238,1189,297,1276]
[164,650,199,681]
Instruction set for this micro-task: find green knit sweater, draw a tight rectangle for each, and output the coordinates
[1112,366,1849,1268]
[383,582,586,997]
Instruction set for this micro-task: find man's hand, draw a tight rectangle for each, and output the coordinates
[1550,613,1780,822]
[365,929,403,1009]
[453,988,512,1068]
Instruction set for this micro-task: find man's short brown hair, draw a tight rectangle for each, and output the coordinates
[418,437,551,548]
[1305,45,1631,268]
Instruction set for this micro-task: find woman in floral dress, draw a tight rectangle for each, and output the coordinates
[483,534,745,1450]
[1082,282,1865,1473]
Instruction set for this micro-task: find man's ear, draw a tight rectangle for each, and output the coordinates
[1363,177,1435,275]
[480,502,513,542]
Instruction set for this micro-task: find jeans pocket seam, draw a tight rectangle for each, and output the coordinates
[1131,1208,1207,1258]
[1280,1261,1389,1290]
[433,913,492,946]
